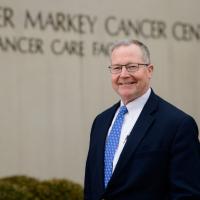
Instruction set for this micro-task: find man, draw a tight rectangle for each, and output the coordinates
[84,40,200,200]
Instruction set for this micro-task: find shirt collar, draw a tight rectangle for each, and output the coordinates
[120,88,151,113]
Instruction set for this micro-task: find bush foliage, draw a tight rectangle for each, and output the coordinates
[0,175,83,200]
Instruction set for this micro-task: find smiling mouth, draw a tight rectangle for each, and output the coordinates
[119,82,135,85]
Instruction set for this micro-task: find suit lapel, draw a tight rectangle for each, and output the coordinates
[96,102,120,192]
[109,91,159,184]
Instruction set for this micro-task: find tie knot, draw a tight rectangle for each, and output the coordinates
[119,105,128,115]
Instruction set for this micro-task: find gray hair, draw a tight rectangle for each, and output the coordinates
[110,39,151,64]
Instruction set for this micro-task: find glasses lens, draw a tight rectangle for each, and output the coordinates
[110,66,121,74]
[126,65,138,72]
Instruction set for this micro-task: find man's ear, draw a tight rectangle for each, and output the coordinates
[147,64,154,78]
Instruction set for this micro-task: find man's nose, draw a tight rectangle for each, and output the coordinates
[120,66,130,76]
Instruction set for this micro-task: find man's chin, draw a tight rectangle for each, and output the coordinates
[120,94,137,104]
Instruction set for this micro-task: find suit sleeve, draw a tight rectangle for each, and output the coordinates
[84,117,97,200]
[169,116,200,199]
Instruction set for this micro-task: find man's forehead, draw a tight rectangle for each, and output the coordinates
[111,44,143,60]
[112,44,142,55]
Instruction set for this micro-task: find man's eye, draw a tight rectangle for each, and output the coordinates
[113,67,121,70]
[127,65,137,70]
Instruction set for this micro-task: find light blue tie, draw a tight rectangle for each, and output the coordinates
[104,105,128,188]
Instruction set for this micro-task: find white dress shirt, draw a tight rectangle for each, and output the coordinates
[107,88,151,172]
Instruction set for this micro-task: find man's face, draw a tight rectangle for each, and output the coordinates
[111,44,153,104]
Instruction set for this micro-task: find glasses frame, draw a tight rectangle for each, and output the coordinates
[108,63,150,74]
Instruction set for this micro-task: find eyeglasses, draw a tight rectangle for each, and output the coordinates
[108,63,149,74]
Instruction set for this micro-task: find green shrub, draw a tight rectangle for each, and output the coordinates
[0,181,34,200]
[33,179,83,200]
[0,175,83,200]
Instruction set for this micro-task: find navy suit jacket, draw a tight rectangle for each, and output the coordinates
[84,91,200,200]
